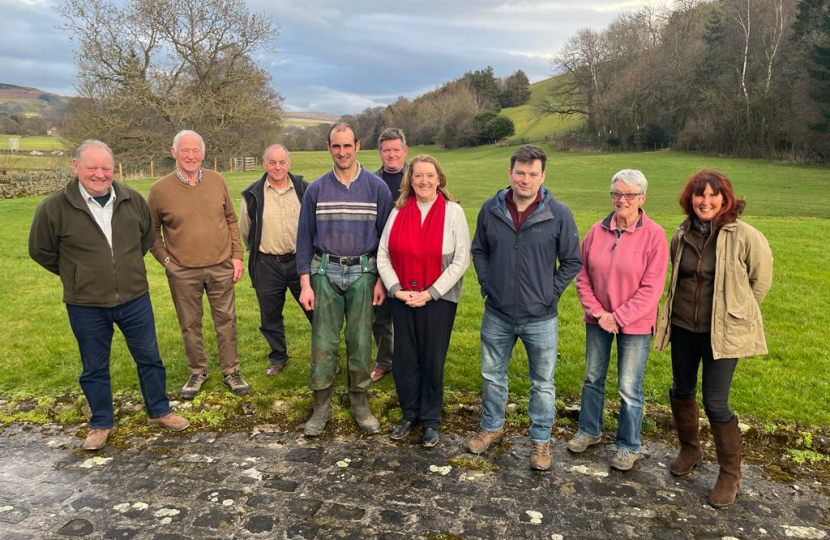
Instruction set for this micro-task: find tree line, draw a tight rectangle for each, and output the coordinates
[538,0,830,160]
[283,67,529,151]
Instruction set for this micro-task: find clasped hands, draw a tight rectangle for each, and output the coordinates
[593,310,620,334]
[394,290,432,308]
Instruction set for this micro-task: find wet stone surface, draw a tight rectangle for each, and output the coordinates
[0,423,828,539]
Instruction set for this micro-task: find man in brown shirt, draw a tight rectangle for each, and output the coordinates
[239,144,312,376]
[148,130,250,398]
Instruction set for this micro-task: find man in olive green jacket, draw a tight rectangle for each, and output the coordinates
[29,140,188,451]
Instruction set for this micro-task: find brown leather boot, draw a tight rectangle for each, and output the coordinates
[669,392,703,476]
[708,416,742,508]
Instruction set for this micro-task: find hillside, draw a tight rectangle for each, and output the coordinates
[500,75,583,142]
[0,84,69,118]
[284,111,339,128]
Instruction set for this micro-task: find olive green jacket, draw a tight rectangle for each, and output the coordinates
[29,178,154,307]
[654,219,773,359]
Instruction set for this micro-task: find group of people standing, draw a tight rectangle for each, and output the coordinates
[28,122,772,509]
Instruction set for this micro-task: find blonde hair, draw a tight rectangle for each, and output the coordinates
[395,154,454,209]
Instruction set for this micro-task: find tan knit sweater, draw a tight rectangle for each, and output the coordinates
[148,169,243,268]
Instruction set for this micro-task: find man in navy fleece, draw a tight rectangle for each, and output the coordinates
[297,122,393,436]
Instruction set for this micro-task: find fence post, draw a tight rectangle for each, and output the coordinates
[150,160,154,178]
[118,163,123,181]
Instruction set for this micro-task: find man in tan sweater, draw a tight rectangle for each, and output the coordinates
[148,130,249,398]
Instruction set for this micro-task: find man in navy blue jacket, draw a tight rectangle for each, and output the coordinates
[467,145,581,471]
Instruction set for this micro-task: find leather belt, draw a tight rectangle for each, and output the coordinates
[262,252,296,262]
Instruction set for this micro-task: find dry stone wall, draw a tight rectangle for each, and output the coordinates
[0,169,74,198]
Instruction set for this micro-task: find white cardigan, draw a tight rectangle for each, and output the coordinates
[377,200,471,303]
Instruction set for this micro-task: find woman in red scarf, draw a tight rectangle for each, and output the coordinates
[377,154,471,447]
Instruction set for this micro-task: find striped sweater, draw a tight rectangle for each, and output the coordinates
[296,167,393,275]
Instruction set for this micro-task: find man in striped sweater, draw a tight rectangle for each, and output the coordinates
[297,122,393,436]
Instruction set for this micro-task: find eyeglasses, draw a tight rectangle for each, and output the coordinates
[610,191,642,201]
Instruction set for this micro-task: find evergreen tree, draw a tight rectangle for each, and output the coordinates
[808,9,830,132]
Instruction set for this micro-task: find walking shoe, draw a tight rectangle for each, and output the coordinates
[610,448,641,471]
[370,368,389,383]
[266,362,286,377]
[223,371,250,395]
[148,412,190,432]
[83,427,113,451]
[567,430,602,453]
[422,427,439,448]
[530,442,552,471]
[181,371,208,399]
[390,418,418,440]
[466,428,505,454]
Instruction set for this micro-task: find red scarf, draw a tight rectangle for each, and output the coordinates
[388,195,446,292]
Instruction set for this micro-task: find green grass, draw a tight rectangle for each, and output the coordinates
[501,77,584,142]
[1,145,828,427]
[0,135,70,152]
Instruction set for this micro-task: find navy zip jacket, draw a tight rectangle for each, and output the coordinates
[471,186,581,324]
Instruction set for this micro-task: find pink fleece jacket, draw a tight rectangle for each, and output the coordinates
[576,210,669,334]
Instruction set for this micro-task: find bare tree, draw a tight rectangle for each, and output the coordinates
[55,0,282,167]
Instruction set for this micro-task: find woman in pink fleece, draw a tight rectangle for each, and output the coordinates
[566,169,668,471]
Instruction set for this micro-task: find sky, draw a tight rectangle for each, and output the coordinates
[0,0,661,115]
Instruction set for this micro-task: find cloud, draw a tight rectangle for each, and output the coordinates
[1,0,652,113]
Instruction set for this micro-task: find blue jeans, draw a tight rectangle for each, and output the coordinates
[577,323,651,451]
[66,292,172,429]
[480,308,558,443]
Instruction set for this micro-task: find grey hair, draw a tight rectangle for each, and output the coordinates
[75,140,115,162]
[172,130,205,152]
[611,169,648,194]
[377,127,407,149]
[263,144,291,163]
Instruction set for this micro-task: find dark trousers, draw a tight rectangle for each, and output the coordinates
[390,298,457,429]
[66,292,172,429]
[373,301,394,371]
[670,325,738,423]
[254,254,312,366]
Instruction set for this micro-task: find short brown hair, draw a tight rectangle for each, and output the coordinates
[679,169,745,228]
[510,144,547,172]
[327,122,358,145]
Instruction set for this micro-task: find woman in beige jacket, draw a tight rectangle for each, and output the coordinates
[654,170,772,508]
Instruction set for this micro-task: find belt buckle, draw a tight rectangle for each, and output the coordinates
[337,256,349,266]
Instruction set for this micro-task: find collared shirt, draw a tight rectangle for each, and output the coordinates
[331,162,362,189]
[78,182,116,249]
[239,181,301,255]
[504,189,542,231]
[176,168,203,186]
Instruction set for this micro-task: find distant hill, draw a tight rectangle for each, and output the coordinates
[0,84,70,118]
[284,111,340,128]
[500,75,583,142]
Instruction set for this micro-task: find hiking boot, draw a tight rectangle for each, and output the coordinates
[567,430,602,453]
[181,371,208,399]
[349,391,380,435]
[223,371,250,395]
[266,362,286,377]
[610,448,641,471]
[83,427,113,451]
[304,386,333,437]
[530,442,551,471]
[466,428,505,454]
[422,427,439,448]
[148,412,190,432]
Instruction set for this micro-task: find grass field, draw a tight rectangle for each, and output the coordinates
[0,135,69,152]
[501,77,585,142]
[1,145,828,428]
